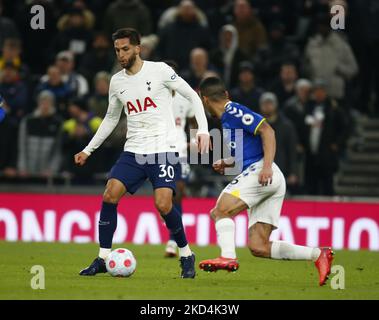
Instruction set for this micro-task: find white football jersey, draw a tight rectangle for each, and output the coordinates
[172,93,195,158]
[83,61,208,156]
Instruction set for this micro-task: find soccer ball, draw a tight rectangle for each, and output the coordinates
[105,248,137,277]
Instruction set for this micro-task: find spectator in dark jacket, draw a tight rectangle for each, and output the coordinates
[284,78,312,150]
[209,24,247,88]
[17,91,62,177]
[304,80,348,195]
[182,48,215,90]
[259,92,300,194]
[103,0,152,37]
[79,32,115,86]
[0,2,19,50]
[229,61,264,112]
[254,21,300,86]
[157,0,211,70]
[0,96,17,178]
[0,61,28,120]
[49,7,93,64]
[270,62,299,106]
[232,0,267,58]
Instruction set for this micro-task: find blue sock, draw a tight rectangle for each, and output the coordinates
[99,202,118,249]
[162,205,188,248]
[170,202,183,241]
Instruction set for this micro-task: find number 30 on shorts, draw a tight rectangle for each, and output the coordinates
[158,165,175,179]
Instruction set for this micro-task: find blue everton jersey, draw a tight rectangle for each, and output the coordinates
[221,101,266,170]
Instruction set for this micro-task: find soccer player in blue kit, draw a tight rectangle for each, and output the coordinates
[198,77,333,286]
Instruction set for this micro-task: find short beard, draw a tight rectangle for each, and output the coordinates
[123,53,137,70]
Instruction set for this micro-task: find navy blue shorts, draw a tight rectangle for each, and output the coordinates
[108,151,179,194]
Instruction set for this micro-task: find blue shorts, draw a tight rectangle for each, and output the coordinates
[108,151,179,194]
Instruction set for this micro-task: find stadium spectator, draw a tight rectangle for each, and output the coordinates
[209,24,247,88]
[270,62,298,106]
[182,48,215,90]
[53,51,88,98]
[79,32,115,85]
[49,7,93,63]
[0,61,28,120]
[254,21,300,87]
[57,0,96,32]
[0,99,18,178]
[87,72,110,118]
[103,0,152,37]
[284,79,312,150]
[157,0,211,70]
[139,34,159,60]
[304,14,358,102]
[0,38,30,82]
[88,71,127,171]
[0,1,19,49]
[13,0,57,74]
[256,0,299,37]
[304,80,348,196]
[349,0,379,115]
[229,61,263,112]
[62,99,103,181]
[158,0,208,30]
[35,65,72,116]
[17,91,62,178]
[259,92,300,193]
[232,0,267,58]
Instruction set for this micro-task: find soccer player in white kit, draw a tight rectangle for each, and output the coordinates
[197,77,334,286]
[75,28,210,278]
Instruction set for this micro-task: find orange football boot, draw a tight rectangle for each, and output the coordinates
[314,247,335,286]
[199,257,239,272]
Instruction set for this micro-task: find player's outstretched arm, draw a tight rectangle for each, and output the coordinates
[257,121,276,186]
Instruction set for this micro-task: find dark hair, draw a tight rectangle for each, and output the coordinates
[112,28,141,45]
[199,76,227,101]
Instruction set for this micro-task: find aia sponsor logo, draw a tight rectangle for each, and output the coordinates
[126,97,157,114]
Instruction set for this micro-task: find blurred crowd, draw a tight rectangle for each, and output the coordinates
[0,0,378,195]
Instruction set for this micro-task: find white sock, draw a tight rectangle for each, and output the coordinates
[178,244,192,257]
[99,248,111,260]
[271,241,321,261]
[216,218,236,259]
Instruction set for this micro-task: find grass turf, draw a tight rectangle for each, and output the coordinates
[0,241,378,300]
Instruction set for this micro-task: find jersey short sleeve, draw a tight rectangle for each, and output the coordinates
[159,62,183,91]
[225,103,266,135]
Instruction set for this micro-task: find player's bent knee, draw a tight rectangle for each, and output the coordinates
[248,242,270,258]
[155,199,172,215]
[213,205,232,220]
[209,208,217,220]
[103,188,121,204]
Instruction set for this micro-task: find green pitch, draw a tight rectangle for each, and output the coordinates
[0,241,378,300]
